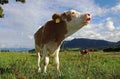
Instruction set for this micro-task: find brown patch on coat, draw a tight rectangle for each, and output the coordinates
[34,13,68,48]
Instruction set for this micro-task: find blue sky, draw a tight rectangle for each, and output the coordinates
[0,0,120,48]
[95,0,118,8]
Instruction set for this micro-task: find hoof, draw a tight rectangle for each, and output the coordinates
[38,68,41,73]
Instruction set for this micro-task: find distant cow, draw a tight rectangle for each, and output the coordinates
[34,10,91,73]
[80,49,90,55]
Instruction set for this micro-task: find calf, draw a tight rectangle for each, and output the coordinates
[34,10,91,73]
[80,49,90,55]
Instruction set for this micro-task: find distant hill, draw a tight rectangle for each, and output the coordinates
[0,48,31,52]
[61,38,116,49]
[115,41,120,47]
[103,41,120,52]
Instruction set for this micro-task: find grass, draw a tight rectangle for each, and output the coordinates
[0,51,120,79]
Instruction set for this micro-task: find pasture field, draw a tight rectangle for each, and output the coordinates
[0,51,120,79]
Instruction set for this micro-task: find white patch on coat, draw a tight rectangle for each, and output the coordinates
[65,10,89,37]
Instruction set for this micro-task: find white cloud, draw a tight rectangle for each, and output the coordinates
[105,19,115,31]
[70,24,105,40]
[67,18,120,42]
[0,44,6,48]
[111,3,120,13]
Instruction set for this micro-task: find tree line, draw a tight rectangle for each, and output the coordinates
[103,47,120,52]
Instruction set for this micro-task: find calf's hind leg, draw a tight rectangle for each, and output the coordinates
[44,56,49,73]
[54,53,60,72]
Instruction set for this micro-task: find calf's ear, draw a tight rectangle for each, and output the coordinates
[61,13,72,22]
[52,14,61,23]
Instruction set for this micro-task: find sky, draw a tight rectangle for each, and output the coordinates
[0,0,120,48]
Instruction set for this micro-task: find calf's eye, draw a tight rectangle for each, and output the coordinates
[71,12,75,14]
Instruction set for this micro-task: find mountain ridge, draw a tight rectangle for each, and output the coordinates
[62,38,117,49]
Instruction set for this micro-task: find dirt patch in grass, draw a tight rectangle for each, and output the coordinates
[105,53,120,58]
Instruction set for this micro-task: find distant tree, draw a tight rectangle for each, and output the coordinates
[0,6,4,17]
[0,0,8,5]
[28,49,35,53]
[16,0,26,3]
[1,49,9,52]
[0,0,26,18]
[103,47,120,52]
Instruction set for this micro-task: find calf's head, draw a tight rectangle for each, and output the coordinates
[52,10,91,24]
[63,10,91,24]
[52,10,91,37]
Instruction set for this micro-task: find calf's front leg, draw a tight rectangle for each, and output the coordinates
[43,45,50,73]
[37,52,41,72]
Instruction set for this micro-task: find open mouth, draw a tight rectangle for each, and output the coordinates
[84,18,91,23]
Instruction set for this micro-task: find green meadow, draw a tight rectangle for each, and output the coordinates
[0,51,120,79]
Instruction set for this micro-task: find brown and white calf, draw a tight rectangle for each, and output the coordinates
[34,10,91,73]
[80,49,90,55]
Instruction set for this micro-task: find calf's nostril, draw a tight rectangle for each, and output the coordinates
[88,14,90,16]
[86,13,90,16]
